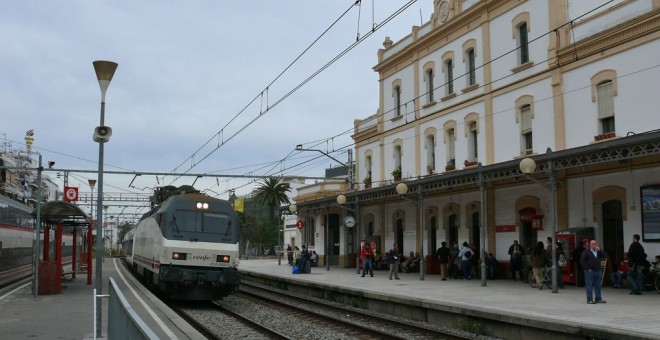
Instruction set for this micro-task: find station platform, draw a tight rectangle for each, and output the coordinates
[0,258,202,339]
[239,259,660,339]
[3,258,657,339]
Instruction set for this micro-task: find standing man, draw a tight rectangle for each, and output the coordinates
[386,243,400,280]
[627,234,646,295]
[286,244,293,266]
[580,240,607,304]
[360,243,374,277]
[508,240,525,281]
[458,242,472,280]
[436,241,451,281]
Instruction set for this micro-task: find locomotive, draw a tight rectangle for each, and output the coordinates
[123,190,240,300]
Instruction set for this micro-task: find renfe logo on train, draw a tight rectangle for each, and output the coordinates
[192,254,212,261]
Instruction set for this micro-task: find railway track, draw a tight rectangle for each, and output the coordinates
[170,300,290,339]
[226,281,470,339]
[170,281,471,339]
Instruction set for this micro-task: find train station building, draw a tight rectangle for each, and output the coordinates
[288,0,660,277]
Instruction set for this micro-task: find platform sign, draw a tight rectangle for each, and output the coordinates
[64,186,79,202]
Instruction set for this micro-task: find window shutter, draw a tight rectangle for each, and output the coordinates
[520,106,532,133]
[597,82,614,119]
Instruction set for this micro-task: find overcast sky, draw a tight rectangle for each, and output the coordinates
[1,1,435,217]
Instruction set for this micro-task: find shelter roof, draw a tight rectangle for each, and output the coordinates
[33,201,92,232]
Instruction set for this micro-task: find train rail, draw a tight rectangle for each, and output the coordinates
[225,281,471,339]
[169,281,472,339]
[170,300,289,339]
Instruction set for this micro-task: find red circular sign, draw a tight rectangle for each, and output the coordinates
[64,187,78,202]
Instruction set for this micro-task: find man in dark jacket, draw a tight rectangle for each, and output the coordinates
[627,234,646,295]
[386,244,400,280]
[508,240,525,281]
[437,242,451,281]
[580,240,607,304]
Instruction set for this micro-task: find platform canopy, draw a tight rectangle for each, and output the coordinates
[33,201,92,232]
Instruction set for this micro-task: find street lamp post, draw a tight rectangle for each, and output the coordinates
[92,60,117,337]
[395,182,425,281]
[519,151,558,293]
[87,179,96,285]
[278,204,297,265]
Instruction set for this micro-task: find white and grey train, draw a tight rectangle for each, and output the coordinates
[123,192,240,300]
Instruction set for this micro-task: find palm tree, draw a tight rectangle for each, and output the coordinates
[254,177,291,225]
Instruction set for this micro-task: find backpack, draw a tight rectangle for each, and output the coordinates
[464,250,472,259]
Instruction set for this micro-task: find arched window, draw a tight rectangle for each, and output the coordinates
[445,59,454,95]
[515,95,535,156]
[512,12,531,67]
[425,66,435,103]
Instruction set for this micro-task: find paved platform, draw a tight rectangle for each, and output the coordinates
[0,258,202,339]
[239,259,660,339]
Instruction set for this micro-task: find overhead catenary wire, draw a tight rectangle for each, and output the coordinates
[166,1,368,180]
[166,1,420,184]
[12,1,642,198]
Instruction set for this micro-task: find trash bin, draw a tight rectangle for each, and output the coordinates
[38,261,62,295]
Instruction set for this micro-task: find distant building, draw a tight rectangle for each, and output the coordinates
[0,133,59,207]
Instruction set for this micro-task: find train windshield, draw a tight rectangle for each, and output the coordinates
[172,210,231,234]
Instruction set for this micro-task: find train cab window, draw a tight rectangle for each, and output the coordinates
[173,210,231,234]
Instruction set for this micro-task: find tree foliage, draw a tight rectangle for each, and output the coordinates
[253,177,291,226]
[117,220,135,244]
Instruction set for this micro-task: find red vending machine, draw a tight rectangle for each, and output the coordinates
[556,227,593,286]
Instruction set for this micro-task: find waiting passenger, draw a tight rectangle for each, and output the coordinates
[436,242,451,280]
[386,244,400,280]
[401,251,417,272]
[287,244,293,266]
[360,243,374,277]
[611,252,628,288]
[458,242,472,280]
[448,243,460,279]
[469,243,480,279]
[508,240,525,281]
[486,253,499,280]
[403,252,421,273]
[293,246,301,266]
[299,245,310,273]
[310,251,319,267]
[651,255,660,273]
[531,241,549,290]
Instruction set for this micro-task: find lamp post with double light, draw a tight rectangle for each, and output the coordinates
[278,204,297,266]
[395,182,425,281]
[519,151,558,293]
[92,60,117,337]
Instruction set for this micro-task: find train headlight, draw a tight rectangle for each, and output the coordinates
[216,255,230,263]
[172,252,187,260]
[196,202,209,210]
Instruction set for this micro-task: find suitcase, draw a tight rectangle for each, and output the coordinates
[304,260,311,274]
